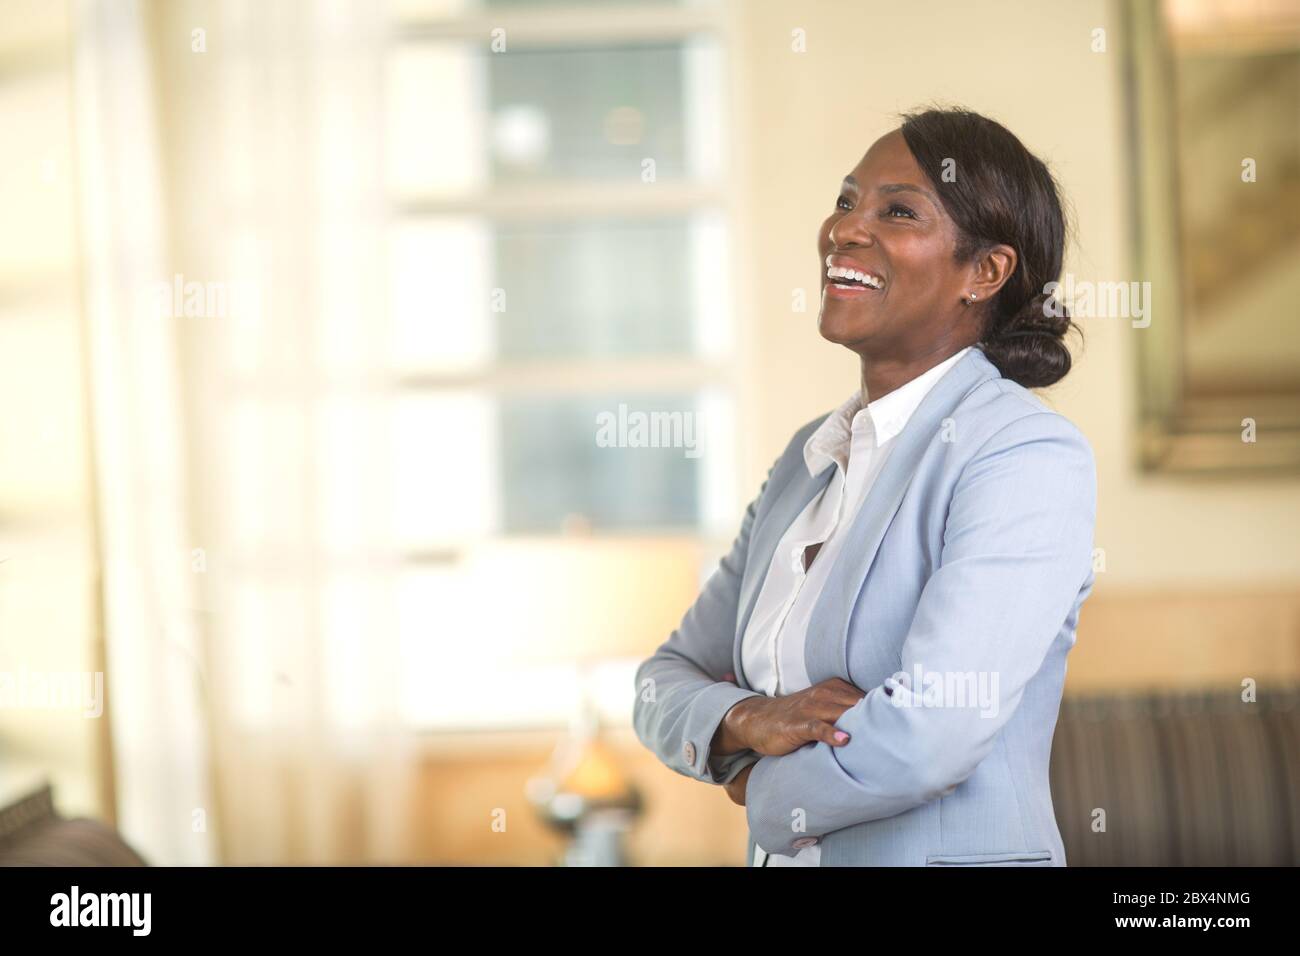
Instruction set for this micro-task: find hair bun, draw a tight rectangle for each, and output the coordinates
[980,291,1077,388]
[995,292,1071,338]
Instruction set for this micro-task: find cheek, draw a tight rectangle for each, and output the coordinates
[890,236,948,285]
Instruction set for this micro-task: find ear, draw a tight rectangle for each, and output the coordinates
[968,243,1017,301]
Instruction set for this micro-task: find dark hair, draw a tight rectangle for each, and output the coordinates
[899,107,1080,388]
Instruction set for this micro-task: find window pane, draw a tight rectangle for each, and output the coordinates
[387,39,722,194]
[500,391,705,531]
[393,392,500,545]
[390,217,493,373]
[385,390,730,540]
[488,44,688,182]
[391,210,727,365]
[386,44,487,199]
[495,216,696,359]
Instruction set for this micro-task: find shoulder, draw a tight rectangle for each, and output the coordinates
[953,375,1094,466]
[945,378,1096,525]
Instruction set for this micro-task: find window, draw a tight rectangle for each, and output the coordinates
[168,0,739,732]
[382,0,737,726]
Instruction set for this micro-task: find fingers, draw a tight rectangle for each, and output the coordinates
[799,717,849,748]
[810,693,864,724]
[808,719,850,748]
[766,680,863,750]
[743,680,866,755]
[812,677,868,709]
[807,687,861,745]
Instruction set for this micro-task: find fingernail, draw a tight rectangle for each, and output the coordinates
[834,731,849,743]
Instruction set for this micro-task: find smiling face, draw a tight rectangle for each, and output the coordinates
[817,129,982,358]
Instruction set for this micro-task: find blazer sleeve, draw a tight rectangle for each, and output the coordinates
[631,454,784,786]
[743,411,1097,854]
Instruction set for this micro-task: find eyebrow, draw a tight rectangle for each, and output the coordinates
[843,176,937,203]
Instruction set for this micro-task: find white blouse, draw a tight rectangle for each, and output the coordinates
[744,346,971,867]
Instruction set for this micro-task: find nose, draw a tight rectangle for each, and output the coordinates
[829,208,875,250]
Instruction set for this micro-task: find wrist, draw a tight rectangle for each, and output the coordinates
[714,696,761,755]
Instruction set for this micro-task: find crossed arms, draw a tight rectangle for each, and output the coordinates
[633,412,1096,858]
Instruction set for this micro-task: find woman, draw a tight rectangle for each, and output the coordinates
[632,108,1096,867]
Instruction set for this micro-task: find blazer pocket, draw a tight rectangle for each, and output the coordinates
[925,849,1053,867]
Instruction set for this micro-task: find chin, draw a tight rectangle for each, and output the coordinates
[817,296,876,347]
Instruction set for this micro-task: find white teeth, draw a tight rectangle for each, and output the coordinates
[825,264,883,289]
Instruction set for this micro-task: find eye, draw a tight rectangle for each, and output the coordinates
[836,194,854,212]
[885,203,918,219]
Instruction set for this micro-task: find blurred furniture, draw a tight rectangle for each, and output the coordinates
[526,696,643,866]
[1051,686,1300,865]
[0,780,146,866]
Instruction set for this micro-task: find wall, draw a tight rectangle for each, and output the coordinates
[729,0,1300,593]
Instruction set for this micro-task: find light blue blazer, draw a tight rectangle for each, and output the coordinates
[632,346,1097,866]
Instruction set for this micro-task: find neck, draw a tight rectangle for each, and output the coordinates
[859,342,969,403]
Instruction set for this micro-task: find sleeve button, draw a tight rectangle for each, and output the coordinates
[683,741,697,765]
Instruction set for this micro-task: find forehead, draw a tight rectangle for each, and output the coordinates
[845,129,924,187]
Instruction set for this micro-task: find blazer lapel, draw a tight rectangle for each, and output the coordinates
[804,348,1000,683]
[732,453,836,689]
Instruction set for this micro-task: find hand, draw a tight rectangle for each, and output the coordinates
[713,677,867,758]
[723,763,753,806]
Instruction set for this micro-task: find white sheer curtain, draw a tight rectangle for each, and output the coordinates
[72,0,214,865]
[71,0,423,865]
[149,0,419,864]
